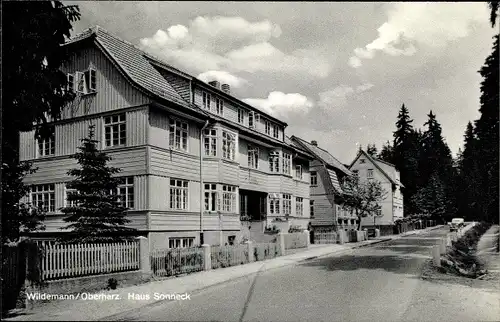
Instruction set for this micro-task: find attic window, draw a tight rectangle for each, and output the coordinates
[71,68,97,94]
[360,159,366,164]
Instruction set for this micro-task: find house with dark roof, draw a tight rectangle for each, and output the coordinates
[349,150,404,233]
[290,136,359,233]
[18,26,314,248]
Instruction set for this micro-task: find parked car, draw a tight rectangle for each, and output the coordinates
[449,218,465,231]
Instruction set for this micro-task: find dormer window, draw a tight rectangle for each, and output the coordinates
[71,68,97,94]
[273,125,279,139]
[249,111,260,129]
[265,121,271,135]
[215,98,223,116]
[202,92,211,111]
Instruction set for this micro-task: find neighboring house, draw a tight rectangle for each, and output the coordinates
[348,150,404,233]
[290,137,357,233]
[18,26,313,249]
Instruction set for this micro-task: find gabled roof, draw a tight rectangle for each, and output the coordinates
[64,26,199,111]
[290,136,352,176]
[284,136,314,159]
[349,150,405,188]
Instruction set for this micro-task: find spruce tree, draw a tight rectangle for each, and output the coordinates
[378,141,394,164]
[392,104,420,215]
[60,125,136,243]
[366,144,378,157]
[411,173,447,222]
[475,34,499,223]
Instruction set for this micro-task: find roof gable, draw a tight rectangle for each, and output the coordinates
[349,150,404,187]
[291,136,352,176]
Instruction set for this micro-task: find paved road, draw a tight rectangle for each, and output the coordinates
[108,228,499,322]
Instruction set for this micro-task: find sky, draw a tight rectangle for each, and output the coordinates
[66,1,497,163]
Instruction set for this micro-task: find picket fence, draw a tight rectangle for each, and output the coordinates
[38,240,140,281]
[284,232,309,250]
[315,231,338,244]
[254,242,281,261]
[150,247,204,277]
[211,244,249,269]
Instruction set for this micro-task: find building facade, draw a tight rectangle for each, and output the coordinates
[348,150,404,232]
[290,137,357,233]
[19,26,313,249]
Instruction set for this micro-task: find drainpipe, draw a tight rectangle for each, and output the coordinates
[200,120,210,245]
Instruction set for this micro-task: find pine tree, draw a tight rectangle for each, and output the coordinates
[378,141,394,164]
[392,104,420,215]
[366,144,378,157]
[475,34,499,223]
[411,173,447,222]
[60,125,136,243]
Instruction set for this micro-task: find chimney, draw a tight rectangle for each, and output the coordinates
[208,80,220,89]
[311,140,318,146]
[221,84,230,94]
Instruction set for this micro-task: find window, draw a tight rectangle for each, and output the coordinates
[204,183,218,211]
[311,171,318,186]
[202,91,211,110]
[360,159,366,164]
[283,194,291,215]
[249,112,254,128]
[204,128,217,156]
[265,121,271,135]
[215,98,223,115]
[85,68,97,91]
[222,185,237,212]
[367,169,374,179]
[31,184,55,212]
[240,194,247,217]
[67,73,75,92]
[115,177,134,209]
[273,125,279,139]
[269,151,280,173]
[65,187,78,208]
[352,169,359,175]
[282,153,291,175]
[238,109,244,124]
[169,179,188,210]
[75,71,86,93]
[222,131,235,160]
[169,237,194,249]
[295,165,303,180]
[296,197,303,217]
[248,145,259,169]
[228,236,236,246]
[104,114,126,147]
[310,200,314,218]
[269,197,280,215]
[37,129,55,157]
[169,119,188,151]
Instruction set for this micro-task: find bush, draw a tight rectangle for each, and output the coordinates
[288,225,303,233]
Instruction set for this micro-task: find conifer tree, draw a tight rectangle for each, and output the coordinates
[60,125,136,243]
[378,141,394,164]
[366,144,378,157]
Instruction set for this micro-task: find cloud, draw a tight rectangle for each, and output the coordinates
[242,92,314,117]
[318,83,374,108]
[139,16,331,78]
[349,2,488,67]
[197,70,248,88]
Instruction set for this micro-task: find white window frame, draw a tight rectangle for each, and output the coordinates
[75,71,86,94]
[31,184,56,213]
[67,73,75,92]
[367,169,374,179]
[269,197,280,215]
[64,186,78,208]
[238,109,244,124]
[169,118,188,152]
[85,68,97,92]
[222,185,237,213]
[311,171,318,186]
[204,183,218,212]
[115,177,134,209]
[249,111,255,128]
[169,179,188,210]
[248,145,259,169]
[169,237,194,249]
[37,130,55,157]
[215,97,223,116]
[273,125,279,139]
[104,113,126,148]
[295,165,303,180]
[222,130,236,161]
[265,121,271,135]
[269,151,280,173]
[203,128,217,156]
[296,197,303,217]
[282,194,292,216]
[202,91,211,111]
[282,153,291,175]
